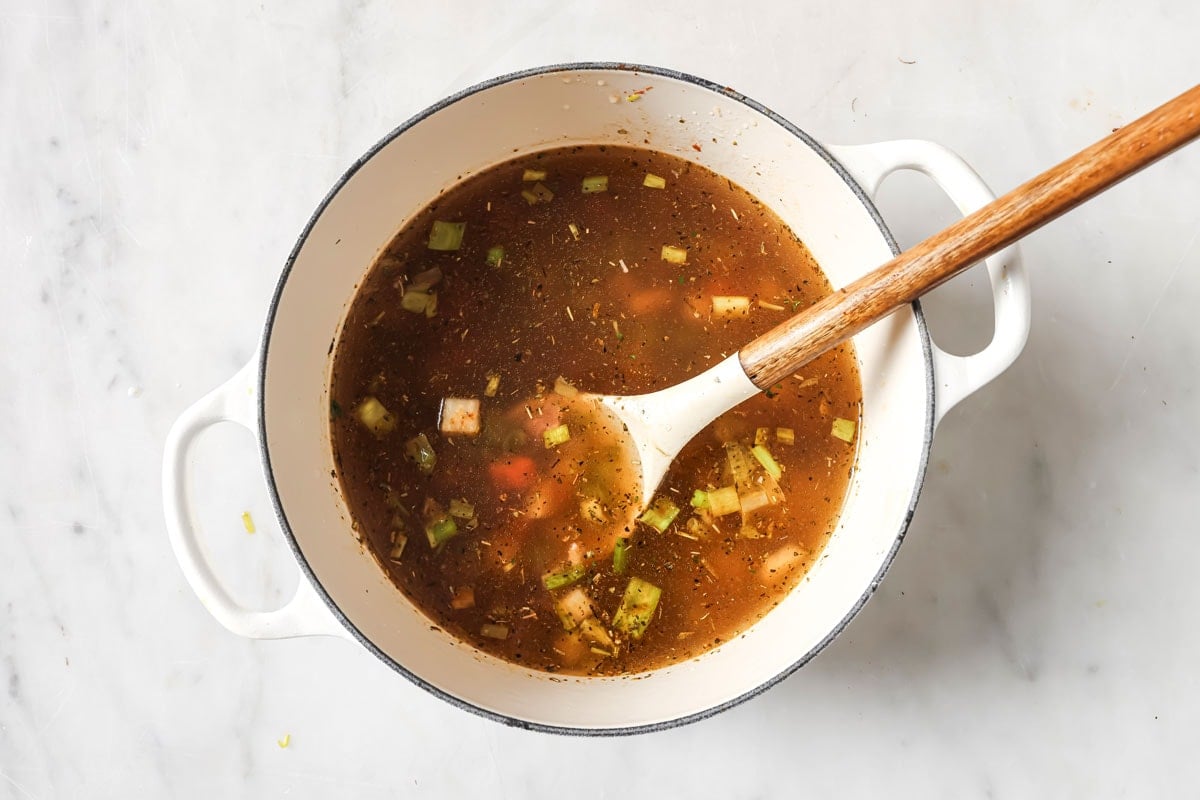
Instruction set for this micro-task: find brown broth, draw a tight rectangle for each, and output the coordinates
[330,145,861,675]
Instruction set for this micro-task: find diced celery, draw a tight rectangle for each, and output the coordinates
[484,373,501,397]
[581,175,609,193]
[832,418,857,443]
[612,537,630,574]
[486,246,505,267]
[424,515,458,547]
[531,182,554,203]
[661,245,687,264]
[579,617,614,650]
[643,173,666,189]
[612,577,662,639]
[522,168,547,181]
[543,423,571,448]
[401,289,433,314]
[776,427,795,445]
[448,498,475,519]
[690,489,709,508]
[427,221,466,250]
[751,444,783,480]
[638,497,680,532]
[554,588,594,631]
[480,623,509,640]
[738,523,764,539]
[404,433,437,474]
[568,222,580,241]
[355,396,396,437]
[706,486,740,517]
[388,533,407,561]
[521,189,539,205]
[755,427,770,446]
[542,563,587,591]
[724,442,757,492]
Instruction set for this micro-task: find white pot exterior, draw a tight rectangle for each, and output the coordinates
[164,64,1030,734]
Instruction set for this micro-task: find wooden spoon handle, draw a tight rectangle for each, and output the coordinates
[740,83,1200,390]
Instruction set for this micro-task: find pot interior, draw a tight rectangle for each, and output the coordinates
[260,65,930,731]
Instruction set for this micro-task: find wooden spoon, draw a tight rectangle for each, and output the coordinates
[593,84,1200,506]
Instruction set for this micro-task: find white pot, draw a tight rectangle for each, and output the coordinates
[163,64,1031,734]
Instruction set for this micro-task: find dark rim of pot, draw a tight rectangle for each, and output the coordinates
[257,61,934,737]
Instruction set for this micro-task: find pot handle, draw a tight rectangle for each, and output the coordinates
[162,360,348,640]
[826,140,1032,425]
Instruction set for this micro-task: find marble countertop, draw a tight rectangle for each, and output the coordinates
[4,1,1198,796]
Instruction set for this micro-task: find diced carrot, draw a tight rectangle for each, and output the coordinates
[489,455,537,491]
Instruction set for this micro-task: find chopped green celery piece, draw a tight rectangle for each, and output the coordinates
[751,444,783,480]
[832,418,857,443]
[404,433,437,474]
[612,537,630,574]
[531,182,554,203]
[776,427,795,445]
[424,515,458,547]
[581,175,608,193]
[486,245,505,267]
[738,523,764,539]
[424,291,438,318]
[579,617,614,650]
[484,373,501,397]
[554,588,594,631]
[724,442,757,492]
[643,173,666,189]
[754,427,770,446]
[480,622,509,640]
[388,533,408,561]
[448,498,475,519]
[660,245,687,264]
[427,221,466,250]
[568,222,580,240]
[542,563,587,591]
[638,497,680,532]
[706,485,740,517]
[690,489,709,508]
[401,289,433,314]
[543,423,571,448]
[612,577,662,639]
[355,396,396,437]
[521,188,539,205]
[522,168,547,181]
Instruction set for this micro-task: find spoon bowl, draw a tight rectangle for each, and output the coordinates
[594,83,1200,508]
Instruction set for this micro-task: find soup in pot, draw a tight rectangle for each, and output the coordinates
[329,144,861,675]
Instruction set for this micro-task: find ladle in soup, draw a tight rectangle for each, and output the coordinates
[594,84,1200,506]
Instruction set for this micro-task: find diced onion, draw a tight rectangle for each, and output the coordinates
[661,245,688,264]
[712,296,751,316]
[440,397,481,436]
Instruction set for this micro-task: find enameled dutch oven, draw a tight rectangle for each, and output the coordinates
[163,63,1030,734]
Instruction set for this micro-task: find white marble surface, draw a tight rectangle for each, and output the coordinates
[3,0,1198,796]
